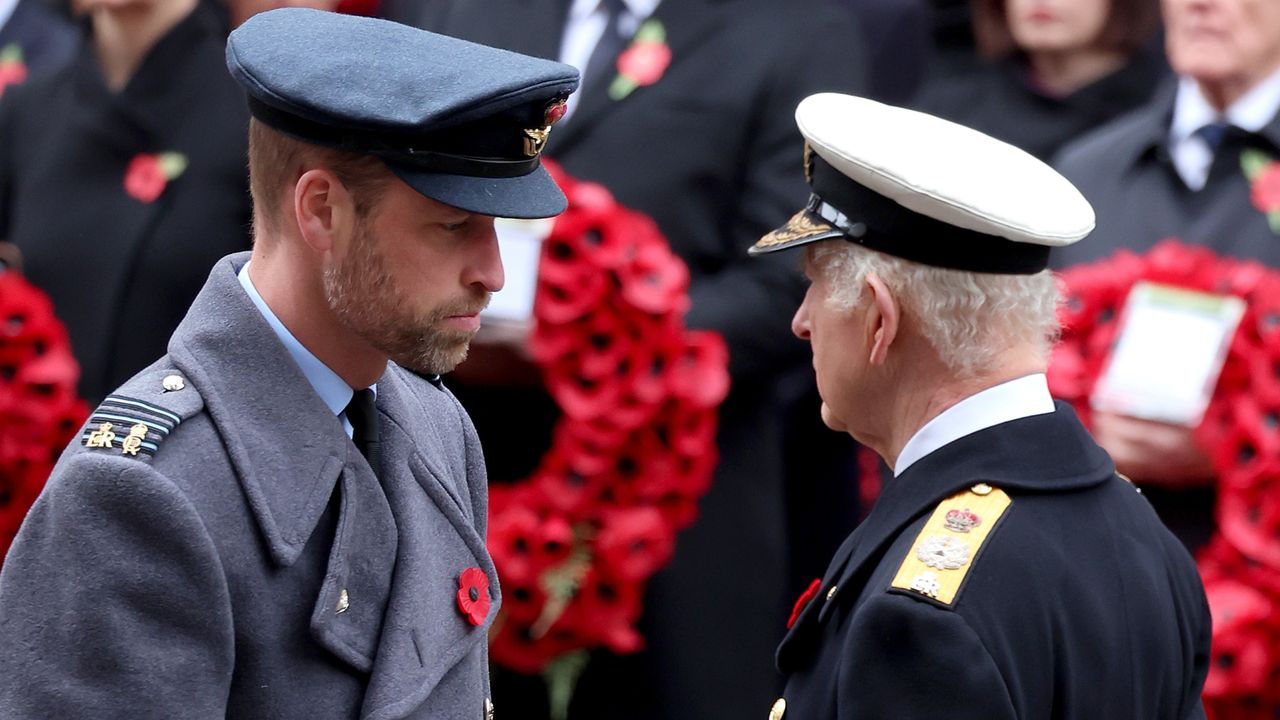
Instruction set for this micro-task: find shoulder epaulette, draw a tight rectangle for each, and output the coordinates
[79,368,203,461]
[890,483,1012,607]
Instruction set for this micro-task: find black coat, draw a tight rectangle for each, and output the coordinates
[0,4,250,404]
[1050,81,1280,550]
[776,404,1211,719]
[389,2,866,718]
[913,47,1168,161]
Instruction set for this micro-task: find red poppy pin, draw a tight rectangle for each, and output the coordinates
[1241,149,1280,235]
[787,578,823,629]
[124,152,189,204]
[0,44,28,97]
[609,19,671,101]
[457,567,492,626]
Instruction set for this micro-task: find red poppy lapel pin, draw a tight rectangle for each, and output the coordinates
[124,152,189,204]
[608,19,671,101]
[457,567,492,626]
[1241,149,1280,235]
[0,44,28,98]
[787,578,823,629]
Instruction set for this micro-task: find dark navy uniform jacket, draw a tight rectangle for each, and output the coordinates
[775,404,1211,719]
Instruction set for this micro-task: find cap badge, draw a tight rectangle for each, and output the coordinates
[802,142,814,185]
[522,99,569,158]
[916,535,971,571]
[943,507,981,533]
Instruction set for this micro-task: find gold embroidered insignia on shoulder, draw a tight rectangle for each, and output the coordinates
[80,395,183,460]
[890,483,1012,606]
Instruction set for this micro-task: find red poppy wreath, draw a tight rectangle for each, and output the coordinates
[1048,239,1280,718]
[485,162,729,697]
[0,268,88,566]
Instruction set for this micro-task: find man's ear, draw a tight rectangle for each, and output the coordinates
[293,168,356,255]
[865,273,899,366]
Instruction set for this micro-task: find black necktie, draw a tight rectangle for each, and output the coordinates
[345,388,381,478]
[582,0,629,92]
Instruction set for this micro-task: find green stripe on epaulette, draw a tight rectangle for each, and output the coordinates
[889,483,1012,607]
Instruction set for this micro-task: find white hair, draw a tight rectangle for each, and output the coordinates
[810,240,1061,377]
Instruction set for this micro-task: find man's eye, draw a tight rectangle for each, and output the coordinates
[443,221,467,232]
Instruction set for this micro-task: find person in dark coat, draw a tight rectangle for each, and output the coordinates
[0,9,579,718]
[1052,0,1280,550]
[914,0,1166,161]
[384,2,866,719]
[0,0,77,97]
[0,0,250,405]
[748,92,1210,720]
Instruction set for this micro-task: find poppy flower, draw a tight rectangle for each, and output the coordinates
[1251,163,1280,215]
[456,567,492,626]
[609,20,671,101]
[787,578,822,629]
[124,152,188,204]
[0,44,27,96]
[1218,484,1280,569]
[594,507,674,582]
[616,219,690,315]
[667,331,730,408]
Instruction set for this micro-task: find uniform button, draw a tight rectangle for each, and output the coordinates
[826,585,838,602]
[971,482,993,496]
[162,374,186,392]
[484,698,494,720]
[769,697,786,720]
[336,588,350,614]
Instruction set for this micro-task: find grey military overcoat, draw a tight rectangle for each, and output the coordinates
[0,252,500,719]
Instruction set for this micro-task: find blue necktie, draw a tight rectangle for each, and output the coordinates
[582,0,629,91]
[1195,122,1229,152]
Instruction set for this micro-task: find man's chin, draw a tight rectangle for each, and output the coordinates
[819,402,848,433]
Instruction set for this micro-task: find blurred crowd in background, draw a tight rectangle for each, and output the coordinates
[2,0,1277,718]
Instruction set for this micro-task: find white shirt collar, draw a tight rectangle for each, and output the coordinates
[0,0,19,31]
[1171,67,1280,143]
[893,373,1056,476]
[1168,68,1280,189]
[237,262,372,436]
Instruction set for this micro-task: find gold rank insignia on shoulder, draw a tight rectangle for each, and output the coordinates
[890,483,1012,606]
[80,395,182,460]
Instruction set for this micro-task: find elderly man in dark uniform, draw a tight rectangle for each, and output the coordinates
[751,93,1211,719]
[0,9,577,719]
[1051,0,1280,550]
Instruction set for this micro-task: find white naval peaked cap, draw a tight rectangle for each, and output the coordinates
[750,93,1096,274]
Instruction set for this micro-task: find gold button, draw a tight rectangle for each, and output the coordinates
[162,374,186,392]
[769,697,786,720]
[971,483,993,496]
[336,588,350,614]
[484,698,494,720]
[826,585,838,602]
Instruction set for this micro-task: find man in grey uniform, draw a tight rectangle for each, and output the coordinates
[0,9,577,719]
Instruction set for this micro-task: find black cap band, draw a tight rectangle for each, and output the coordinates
[809,155,1051,274]
[248,97,542,179]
